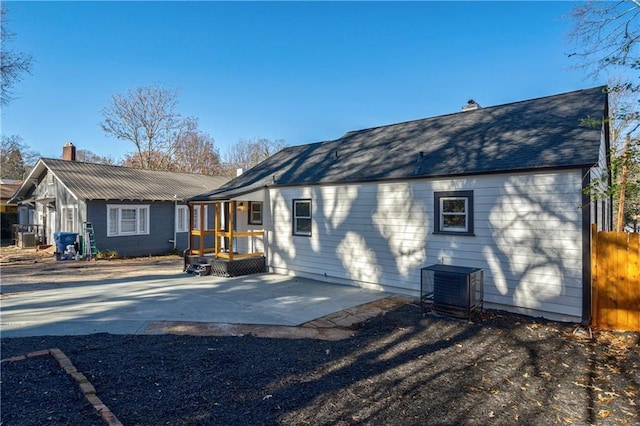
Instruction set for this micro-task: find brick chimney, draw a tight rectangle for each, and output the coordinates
[62,142,76,161]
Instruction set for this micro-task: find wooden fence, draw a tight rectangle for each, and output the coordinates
[591,224,640,331]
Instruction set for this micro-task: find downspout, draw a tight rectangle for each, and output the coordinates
[581,167,592,326]
[183,203,193,272]
[265,186,271,273]
[173,194,178,250]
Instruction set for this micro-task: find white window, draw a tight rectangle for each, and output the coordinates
[46,172,54,196]
[176,205,188,233]
[192,205,210,231]
[441,198,467,229]
[293,199,311,236]
[248,202,263,225]
[434,191,474,235]
[107,205,150,237]
[61,206,77,232]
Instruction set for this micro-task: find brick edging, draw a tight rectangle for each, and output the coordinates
[1,348,123,426]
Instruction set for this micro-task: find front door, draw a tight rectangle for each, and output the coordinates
[46,209,56,245]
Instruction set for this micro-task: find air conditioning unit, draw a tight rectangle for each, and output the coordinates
[17,232,37,248]
[421,264,483,319]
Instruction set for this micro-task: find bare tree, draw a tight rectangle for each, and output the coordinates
[222,138,287,178]
[583,80,640,230]
[0,6,34,106]
[172,118,222,175]
[609,85,640,230]
[100,84,190,170]
[121,150,168,170]
[622,160,640,230]
[568,1,640,87]
[75,149,116,165]
[567,1,639,132]
[568,1,640,230]
[118,118,222,174]
[0,135,40,179]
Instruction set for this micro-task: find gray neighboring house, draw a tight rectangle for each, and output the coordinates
[190,86,612,323]
[11,143,228,257]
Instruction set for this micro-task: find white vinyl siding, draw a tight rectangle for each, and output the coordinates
[107,205,149,237]
[176,205,188,233]
[267,170,586,322]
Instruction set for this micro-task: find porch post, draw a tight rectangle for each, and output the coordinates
[214,202,220,258]
[228,201,235,261]
[188,203,194,255]
[199,203,205,256]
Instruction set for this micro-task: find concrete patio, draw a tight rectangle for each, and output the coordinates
[1,272,413,339]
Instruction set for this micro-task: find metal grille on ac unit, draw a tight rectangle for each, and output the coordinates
[421,264,483,319]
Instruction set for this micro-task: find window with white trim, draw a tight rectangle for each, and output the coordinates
[434,191,474,235]
[248,201,263,225]
[176,205,188,233]
[192,205,210,230]
[46,172,54,196]
[293,199,312,236]
[107,205,150,237]
[61,205,77,232]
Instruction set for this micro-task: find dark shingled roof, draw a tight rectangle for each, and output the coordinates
[12,158,229,202]
[192,86,608,201]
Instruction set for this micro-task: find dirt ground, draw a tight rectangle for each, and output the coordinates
[0,246,184,294]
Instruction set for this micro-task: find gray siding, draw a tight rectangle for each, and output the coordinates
[175,232,189,253]
[87,200,177,257]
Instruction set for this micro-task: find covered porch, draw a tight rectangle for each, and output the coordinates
[185,199,266,277]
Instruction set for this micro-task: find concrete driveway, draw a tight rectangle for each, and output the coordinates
[1,272,394,338]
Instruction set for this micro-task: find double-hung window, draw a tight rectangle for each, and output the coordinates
[293,199,312,236]
[248,202,263,225]
[434,191,474,235]
[61,205,77,232]
[107,205,149,237]
[176,205,188,233]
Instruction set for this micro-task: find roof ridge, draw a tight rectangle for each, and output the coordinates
[336,85,607,140]
[41,158,226,179]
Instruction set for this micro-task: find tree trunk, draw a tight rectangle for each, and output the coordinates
[617,134,632,232]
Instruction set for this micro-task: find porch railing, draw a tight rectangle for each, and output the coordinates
[188,201,265,261]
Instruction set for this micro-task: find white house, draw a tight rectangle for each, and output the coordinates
[188,86,611,323]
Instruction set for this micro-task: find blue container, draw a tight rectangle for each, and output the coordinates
[54,232,78,254]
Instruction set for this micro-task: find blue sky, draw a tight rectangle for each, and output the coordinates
[2,1,601,163]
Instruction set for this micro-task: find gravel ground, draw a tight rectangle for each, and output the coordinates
[2,305,639,426]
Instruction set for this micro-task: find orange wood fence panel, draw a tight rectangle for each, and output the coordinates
[592,224,640,331]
